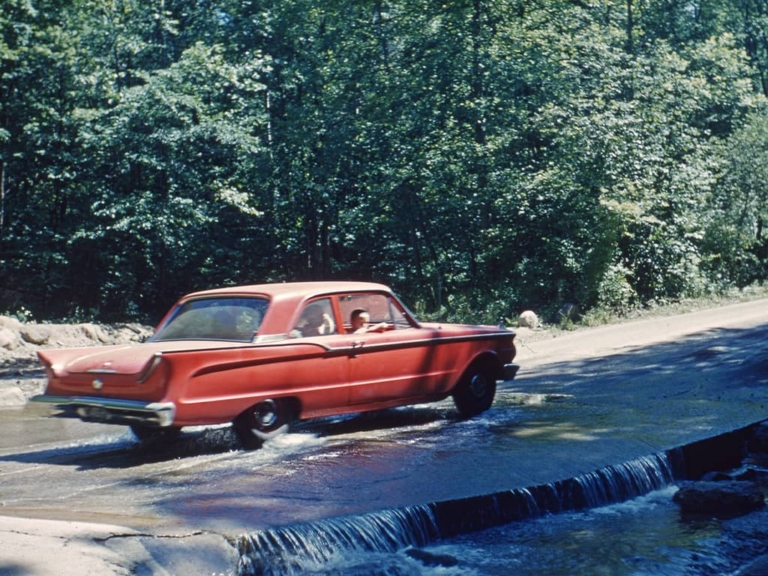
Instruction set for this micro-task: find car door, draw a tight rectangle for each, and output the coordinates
[277,296,353,416]
[336,292,455,407]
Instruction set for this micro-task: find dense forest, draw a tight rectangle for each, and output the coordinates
[1,0,768,325]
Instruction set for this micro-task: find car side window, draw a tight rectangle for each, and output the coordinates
[387,300,412,330]
[290,298,337,338]
[339,293,414,334]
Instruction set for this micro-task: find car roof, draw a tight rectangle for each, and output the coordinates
[161,281,412,336]
[182,281,392,301]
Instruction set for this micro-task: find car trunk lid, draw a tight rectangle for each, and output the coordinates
[38,340,255,400]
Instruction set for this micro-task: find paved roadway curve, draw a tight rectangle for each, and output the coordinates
[0,298,766,574]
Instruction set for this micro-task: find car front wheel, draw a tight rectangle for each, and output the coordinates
[233,398,295,449]
[452,361,497,417]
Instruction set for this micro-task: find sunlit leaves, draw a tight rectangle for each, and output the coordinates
[72,37,272,318]
[1,0,768,321]
[703,110,768,284]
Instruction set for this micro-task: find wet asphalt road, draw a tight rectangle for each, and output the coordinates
[0,300,766,536]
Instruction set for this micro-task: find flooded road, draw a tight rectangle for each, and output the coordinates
[0,298,767,574]
[1,395,608,531]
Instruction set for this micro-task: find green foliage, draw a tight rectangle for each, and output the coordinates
[1,0,768,323]
[703,110,768,286]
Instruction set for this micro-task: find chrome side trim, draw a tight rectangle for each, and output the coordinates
[188,330,516,377]
[332,331,516,355]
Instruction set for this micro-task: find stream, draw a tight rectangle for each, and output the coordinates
[237,440,768,575]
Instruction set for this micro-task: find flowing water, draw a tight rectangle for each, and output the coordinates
[236,447,768,575]
[434,488,768,576]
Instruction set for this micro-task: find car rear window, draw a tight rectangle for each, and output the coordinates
[151,297,269,342]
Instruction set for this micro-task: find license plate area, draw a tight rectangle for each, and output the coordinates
[77,406,111,421]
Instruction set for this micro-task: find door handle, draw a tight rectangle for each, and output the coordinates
[350,340,364,357]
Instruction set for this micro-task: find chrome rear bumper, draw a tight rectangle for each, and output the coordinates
[27,395,176,427]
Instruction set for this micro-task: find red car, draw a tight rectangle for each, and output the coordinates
[30,282,519,447]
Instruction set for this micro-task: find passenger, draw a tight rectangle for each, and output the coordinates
[293,303,334,337]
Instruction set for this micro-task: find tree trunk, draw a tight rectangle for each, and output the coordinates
[626,0,634,54]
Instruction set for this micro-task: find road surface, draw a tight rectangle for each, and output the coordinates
[0,298,766,574]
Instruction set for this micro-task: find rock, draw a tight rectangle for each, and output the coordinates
[118,323,153,342]
[80,323,110,343]
[124,322,150,335]
[19,324,50,345]
[0,387,27,405]
[673,481,765,518]
[0,327,20,350]
[405,548,459,568]
[518,310,539,329]
[748,421,768,453]
[700,471,733,482]
[0,316,22,330]
[734,468,759,481]
[739,553,768,576]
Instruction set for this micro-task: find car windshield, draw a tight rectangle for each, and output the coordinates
[151,297,269,342]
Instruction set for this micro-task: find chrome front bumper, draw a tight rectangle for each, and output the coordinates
[503,363,520,381]
[27,395,176,427]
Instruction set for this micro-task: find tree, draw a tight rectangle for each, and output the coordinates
[2,0,768,322]
[74,42,271,318]
[705,110,768,285]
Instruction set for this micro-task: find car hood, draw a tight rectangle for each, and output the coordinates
[38,340,254,376]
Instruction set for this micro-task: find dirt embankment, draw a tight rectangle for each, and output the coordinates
[0,316,153,406]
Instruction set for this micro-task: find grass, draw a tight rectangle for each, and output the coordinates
[576,284,768,330]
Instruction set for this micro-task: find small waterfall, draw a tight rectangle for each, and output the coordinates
[237,505,439,575]
[433,451,679,537]
[237,451,681,575]
[569,453,677,508]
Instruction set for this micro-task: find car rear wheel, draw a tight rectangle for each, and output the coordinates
[452,361,497,417]
[233,398,295,449]
[130,424,182,443]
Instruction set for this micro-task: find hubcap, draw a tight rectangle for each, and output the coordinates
[255,399,279,428]
[469,374,487,398]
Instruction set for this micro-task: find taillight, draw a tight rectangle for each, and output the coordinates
[137,354,164,384]
[40,360,56,381]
